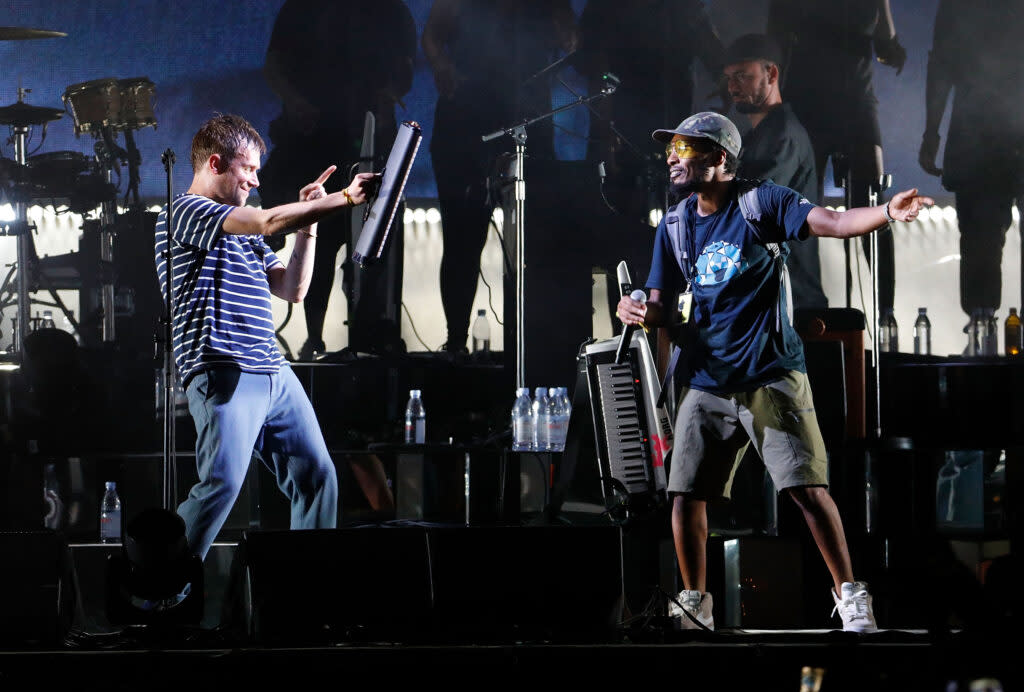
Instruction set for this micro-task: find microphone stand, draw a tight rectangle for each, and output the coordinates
[482,80,618,390]
[160,149,177,512]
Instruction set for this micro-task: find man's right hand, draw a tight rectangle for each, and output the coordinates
[616,293,647,327]
[918,132,942,177]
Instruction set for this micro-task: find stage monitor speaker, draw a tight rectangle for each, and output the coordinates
[0,530,76,646]
[706,535,805,628]
[426,524,624,642]
[223,527,433,644]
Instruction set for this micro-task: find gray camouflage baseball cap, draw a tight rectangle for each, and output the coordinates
[652,111,742,159]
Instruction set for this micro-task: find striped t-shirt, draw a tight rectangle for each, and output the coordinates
[155,193,286,384]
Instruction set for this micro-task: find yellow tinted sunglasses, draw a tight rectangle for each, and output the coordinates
[665,139,711,159]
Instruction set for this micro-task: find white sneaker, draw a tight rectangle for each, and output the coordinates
[668,589,714,631]
[831,581,878,632]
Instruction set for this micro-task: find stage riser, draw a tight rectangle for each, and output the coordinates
[229,525,625,644]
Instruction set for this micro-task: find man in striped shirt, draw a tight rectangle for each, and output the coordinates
[155,114,377,559]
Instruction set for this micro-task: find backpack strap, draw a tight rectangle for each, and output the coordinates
[737,180,792,330]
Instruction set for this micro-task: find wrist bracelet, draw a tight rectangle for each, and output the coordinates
[883,201,896,224]
[342,188,354,205]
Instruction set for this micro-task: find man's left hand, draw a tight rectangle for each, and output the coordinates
[344,172,381,206]
[887,188,935,222]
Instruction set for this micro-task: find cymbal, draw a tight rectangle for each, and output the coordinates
[0,27,66,40]
[0,101,64,126]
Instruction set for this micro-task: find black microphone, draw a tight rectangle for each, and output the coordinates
[615,288,647,365]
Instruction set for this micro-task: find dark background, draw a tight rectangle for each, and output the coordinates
[0,0,949,206]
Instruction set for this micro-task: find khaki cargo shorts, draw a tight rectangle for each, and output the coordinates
[667,370,829,499]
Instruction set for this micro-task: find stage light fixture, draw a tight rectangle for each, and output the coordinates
[105,507,203,627]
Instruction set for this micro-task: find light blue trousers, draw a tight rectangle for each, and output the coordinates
[179,365,338,559]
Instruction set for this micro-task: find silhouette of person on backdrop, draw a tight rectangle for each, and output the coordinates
[724,33,827,311]
[576,0,725,225]
[919,0,1024,338]
[422,0,577,354]
[768,0,906,314]
[261,0,416,360]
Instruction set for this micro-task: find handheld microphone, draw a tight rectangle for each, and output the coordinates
[615,288,647,365]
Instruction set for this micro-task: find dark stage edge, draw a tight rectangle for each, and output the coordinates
[0,540,1018,691]
[0,630,1016,691]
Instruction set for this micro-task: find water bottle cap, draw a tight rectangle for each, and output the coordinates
[548,387,558,396]
[516,387,529,397]
[477,309,486,316]
[105,481,116,490]
[918,307,927,313]
[409,389,421,397]
[534,387,546,396]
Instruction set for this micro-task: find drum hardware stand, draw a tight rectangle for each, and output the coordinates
[482,73,618,389]
[159,148,177,512]
[11,119,32,354]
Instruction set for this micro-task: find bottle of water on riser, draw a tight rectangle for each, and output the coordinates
[99,481,122,544]
[511,387,533,451]
[550,387,570,451]
[531,386,549,451]
[471,309,491,354]
[913,307,931,355]
[542,387,561,451]
[404,389,426,444]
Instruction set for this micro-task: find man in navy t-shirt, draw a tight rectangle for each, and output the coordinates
[617,111,932,632]
[155,114,377,560]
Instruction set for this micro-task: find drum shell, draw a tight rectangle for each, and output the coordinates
[62,79,121,136]
[26,151,108,210]
[117,77,156,130]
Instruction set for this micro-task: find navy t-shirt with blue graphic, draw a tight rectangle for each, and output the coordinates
[155,194,287,385]
[647,181,815,393]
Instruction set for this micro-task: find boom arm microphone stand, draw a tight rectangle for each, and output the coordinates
[481,74,619,389]
[160,149,177,511]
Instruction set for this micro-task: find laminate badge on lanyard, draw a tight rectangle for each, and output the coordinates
[678,290,693,324]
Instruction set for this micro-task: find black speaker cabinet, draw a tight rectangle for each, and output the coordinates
[225,524,624,644]
[706,535,805,628]
[225,527,434,644]
[427,524,624,642]
[0,530,76,646]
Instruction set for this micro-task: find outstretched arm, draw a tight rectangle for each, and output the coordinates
[222,171,377,238]
[807,188,934,239]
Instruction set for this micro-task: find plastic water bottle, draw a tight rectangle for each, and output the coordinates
[99,481,122,544]
[531,387,549,451]
[471,309,491,353]
[511,388,533,451]
[1005,308,1022,356]
[404,389,426,444]
[40,310,56,330]
[542,388,558,452]
[984,311,999,355]
[913,307,931,355]
[879,308,898,353]
[551,387,571,451]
